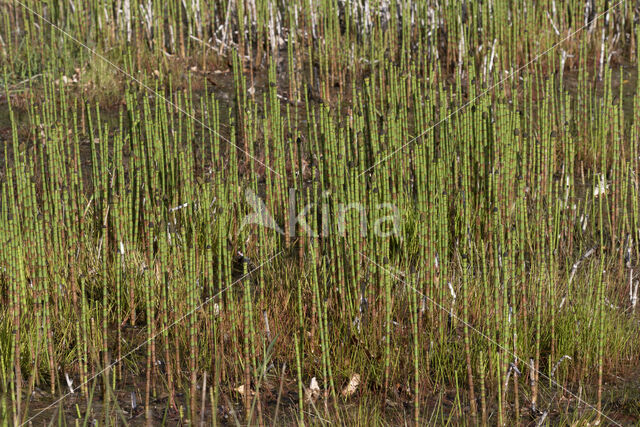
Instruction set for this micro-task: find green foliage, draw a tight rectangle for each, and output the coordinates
[0,0,639,425]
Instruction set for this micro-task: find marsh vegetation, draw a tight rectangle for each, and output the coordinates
[1,0,640,425]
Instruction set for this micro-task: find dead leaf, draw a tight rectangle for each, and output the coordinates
[234,384,254,396]
[304,377,320,403]
[341,373,360,398]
